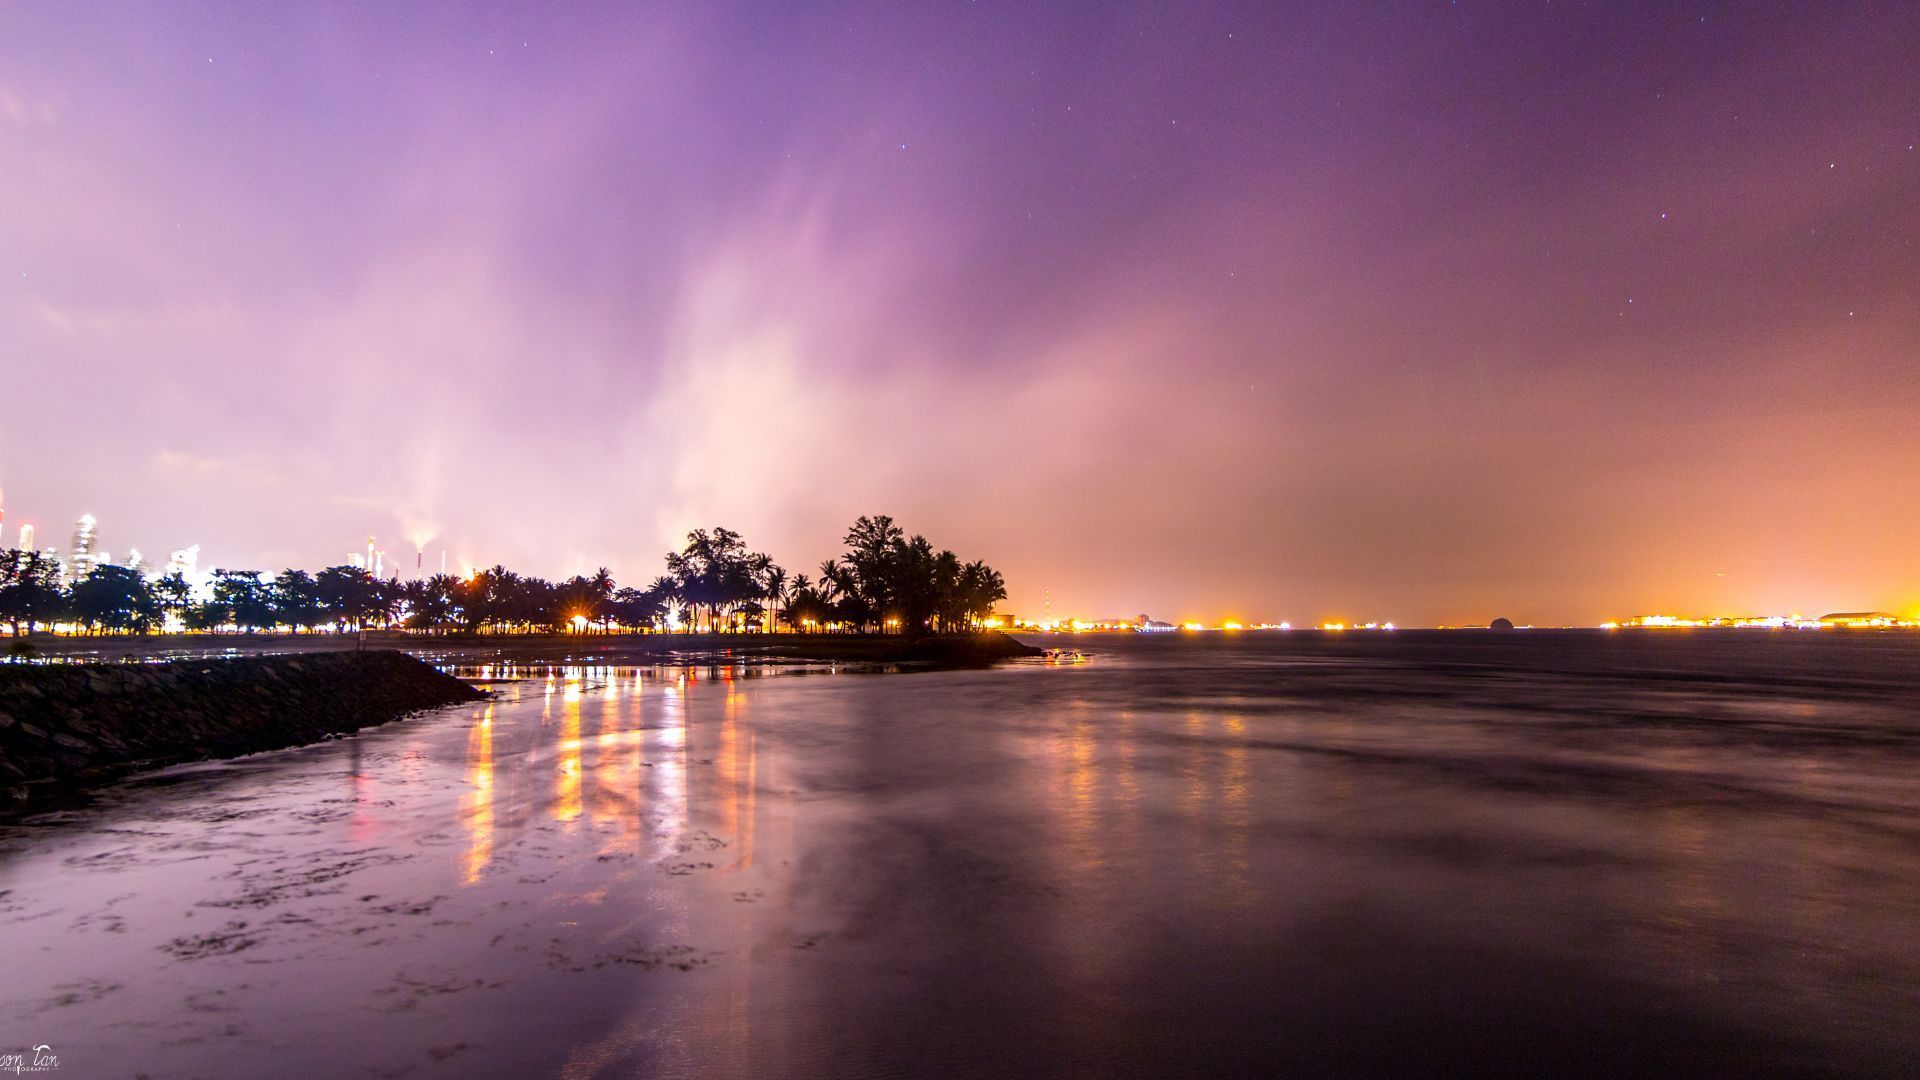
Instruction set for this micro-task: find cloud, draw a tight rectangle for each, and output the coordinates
[0,85,61,127]
[605,183,1195,580]
[148,450,286,489]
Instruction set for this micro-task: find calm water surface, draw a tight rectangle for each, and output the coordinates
[3,632,1919,1078]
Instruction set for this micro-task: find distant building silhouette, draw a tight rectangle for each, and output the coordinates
[165,545,200,578]
[66,514,100,585]
[1818,612,1896,628]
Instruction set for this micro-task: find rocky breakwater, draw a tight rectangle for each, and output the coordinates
[0,650,485,799]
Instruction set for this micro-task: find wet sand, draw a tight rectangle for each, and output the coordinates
[2,633,1917,1077]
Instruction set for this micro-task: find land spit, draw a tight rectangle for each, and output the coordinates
[0,650,486,800]
[14,630,1046,667]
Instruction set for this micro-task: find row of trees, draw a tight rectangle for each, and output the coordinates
[0,515,1007,638]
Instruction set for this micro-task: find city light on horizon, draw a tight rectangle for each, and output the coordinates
[7,494,1916,634]
[6,482,1914,630]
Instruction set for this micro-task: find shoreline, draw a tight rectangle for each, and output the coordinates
[8,630,1046,666]
[0,633,1039,805]
[0,650,486,804]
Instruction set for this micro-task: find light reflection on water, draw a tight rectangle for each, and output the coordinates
[461,704,492,886]
[1,635,1918,1078]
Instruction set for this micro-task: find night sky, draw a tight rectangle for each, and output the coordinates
[2,1,1916,625]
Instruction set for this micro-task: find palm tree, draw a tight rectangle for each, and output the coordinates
[589,566,616,633]
[817,558,852,631]
[961,561,1007,628]
[744,553,783,630]
[782,573,837,632]
[783,572,809,628]
[932,550,963,632]
[649,575,681,632]
[760,562,787,633]
[405,573,460,633]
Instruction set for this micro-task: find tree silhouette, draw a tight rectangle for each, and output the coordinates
[69,564,164,634]
[402,574,461,633]
[780,573,833,631]
[588,567,616,632]
[271,569,322,632]
[960,561,1007,627]
[760,561,787,633]
[204,570,273,632]
[153,571,193,627]
[315,566,383,630]
[664,527,779,633]
[12,515,1008,640]
[0,549,64,636]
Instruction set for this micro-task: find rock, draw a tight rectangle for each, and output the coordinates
[0,651,484,795]
[1489,618,1515,631]
[90,732,129,753]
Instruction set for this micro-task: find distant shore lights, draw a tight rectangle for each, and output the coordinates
[1603,612,1914,630]
[1007,618,1377,633]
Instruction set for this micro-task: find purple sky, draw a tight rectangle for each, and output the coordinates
[2,1,1917,625]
